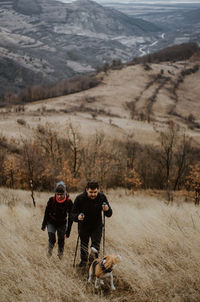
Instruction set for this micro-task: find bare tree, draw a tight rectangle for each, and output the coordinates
[22,139,36,207]
[66,122,83,178]
[173,134,192,190]
[157,122,179,203]
[35,123,63,168]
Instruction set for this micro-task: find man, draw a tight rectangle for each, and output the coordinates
[72,181,112,267]
[41,181,73,259]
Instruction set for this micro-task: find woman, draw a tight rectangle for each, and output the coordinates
[41,181,73,259]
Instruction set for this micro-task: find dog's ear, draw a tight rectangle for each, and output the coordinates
[114,255,121,263]
[103,256,113,269]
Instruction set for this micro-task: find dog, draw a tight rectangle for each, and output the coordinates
[88,247,121,290]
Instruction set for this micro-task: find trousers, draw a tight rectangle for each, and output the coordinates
[47,223,66,253]
[79,226,102,263]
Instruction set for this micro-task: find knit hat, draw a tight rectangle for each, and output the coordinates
[55,181,66,194]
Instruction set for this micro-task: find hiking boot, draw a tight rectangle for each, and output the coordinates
[58,252,63,260]
[47,252,52,258]
[79,261,87,267]
[58,247,64,260]
[47,245,53,258]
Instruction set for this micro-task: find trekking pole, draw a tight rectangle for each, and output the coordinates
[102,202,106,256]
[73,234,80,267]
[103,213,105,256]
[73,213,84,267]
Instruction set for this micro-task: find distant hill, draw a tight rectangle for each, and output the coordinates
[183,8,200,24]
[0,0,160,95]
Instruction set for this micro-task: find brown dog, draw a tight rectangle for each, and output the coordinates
[88,249,121,290]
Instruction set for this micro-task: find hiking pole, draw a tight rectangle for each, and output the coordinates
[103,213,105,256]
[73,213,84,267]
[73,234,80,267]
[102,202,106,256]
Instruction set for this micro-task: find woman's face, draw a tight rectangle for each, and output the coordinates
[56,193,65,201]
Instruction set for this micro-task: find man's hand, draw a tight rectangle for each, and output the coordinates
[78,213,85,221]
[102,203,109,211]
[41,226,46,231]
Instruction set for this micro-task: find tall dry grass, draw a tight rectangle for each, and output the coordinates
[0,188,200,302]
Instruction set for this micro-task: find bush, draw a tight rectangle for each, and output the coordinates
[17,119,26,126]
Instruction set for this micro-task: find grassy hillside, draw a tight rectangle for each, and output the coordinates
[1,58,200,146]
[1,188,200,301]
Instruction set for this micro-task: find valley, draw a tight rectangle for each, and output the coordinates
[1,0,200,95]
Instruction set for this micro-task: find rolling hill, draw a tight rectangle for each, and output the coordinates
[0,55,200,147]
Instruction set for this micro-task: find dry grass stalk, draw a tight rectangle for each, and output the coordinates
[0,188,200,301]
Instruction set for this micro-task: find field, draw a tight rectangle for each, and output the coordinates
[1,187,200,302]
[0,60,200,146]
[0,55,200,302]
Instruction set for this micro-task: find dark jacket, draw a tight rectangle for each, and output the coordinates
[71,191,112,230]
[41,194,73,237]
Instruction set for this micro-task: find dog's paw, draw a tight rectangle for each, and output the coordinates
[111,286,116,290]
[100,280,104,285]
[88,278,91,283]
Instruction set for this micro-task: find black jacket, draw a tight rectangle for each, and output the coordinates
[41,194,73,237]
[71,191,112,230]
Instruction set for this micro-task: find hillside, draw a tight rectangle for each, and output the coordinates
[0,0,159,94]
[1,188,200,301]
[0,57,200,146]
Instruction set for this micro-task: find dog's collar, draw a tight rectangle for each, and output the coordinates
[100,261,112,273]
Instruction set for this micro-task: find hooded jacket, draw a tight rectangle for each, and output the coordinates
[71,191,112,230]
[41,193,73,237]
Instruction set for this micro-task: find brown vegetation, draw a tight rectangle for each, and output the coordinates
[0,45,200,203]
[0,73,101,107]
[186,164,200,205]
[0,122,199,205]
[1,188,200,301]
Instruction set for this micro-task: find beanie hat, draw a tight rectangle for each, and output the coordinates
[55,181,66,194]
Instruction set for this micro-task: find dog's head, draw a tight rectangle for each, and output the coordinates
[102,254,121,270]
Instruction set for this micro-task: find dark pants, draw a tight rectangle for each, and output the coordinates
[79,226,102,263]
[47,223,66,254]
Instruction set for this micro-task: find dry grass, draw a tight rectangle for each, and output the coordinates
[1,188,200,301]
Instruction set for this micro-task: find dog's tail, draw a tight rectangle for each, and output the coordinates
[91,247,98,259]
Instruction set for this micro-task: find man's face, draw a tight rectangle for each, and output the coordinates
[86,188,98,199]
